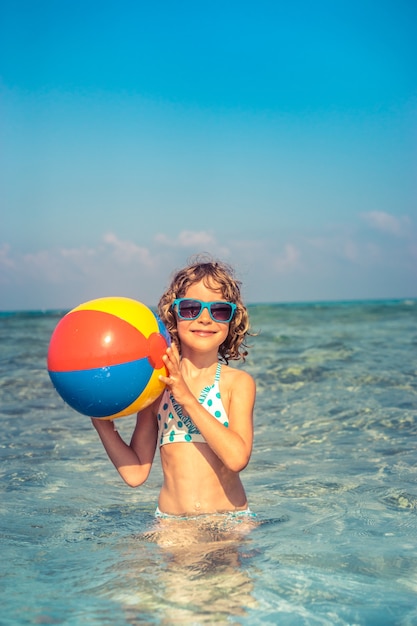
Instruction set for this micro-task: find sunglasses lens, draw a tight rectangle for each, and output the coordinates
[175,299,235,322]
[210,303,233,321]
[178,300,202,319]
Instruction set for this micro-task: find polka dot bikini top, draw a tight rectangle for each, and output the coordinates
[158,362,229,446]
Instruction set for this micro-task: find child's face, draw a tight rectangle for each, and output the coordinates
[175,280,230,356]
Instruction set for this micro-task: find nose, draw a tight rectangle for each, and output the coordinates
[198,306,212,323]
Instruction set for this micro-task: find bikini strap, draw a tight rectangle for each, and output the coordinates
[214,362,222,382]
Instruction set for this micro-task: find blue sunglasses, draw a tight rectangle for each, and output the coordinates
[172,298,237,323]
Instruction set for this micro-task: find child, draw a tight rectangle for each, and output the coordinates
[91,258,256,518]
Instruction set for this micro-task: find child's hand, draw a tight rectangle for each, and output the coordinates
[159,345,191,405]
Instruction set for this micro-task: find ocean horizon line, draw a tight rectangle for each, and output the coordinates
[0,296,416,316]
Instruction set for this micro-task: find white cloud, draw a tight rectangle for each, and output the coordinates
[22,250,67,283]
[103,232,154,266]
[307,232,377,265]
[1,218,416,310]
[0,235,157,291]
[155,229,216,248]
[0,244,15,274]
[154,230,231,262]
[342,239,359,262]
[60,247,96,260]
[361,211,410,236]
[273,243,300,273]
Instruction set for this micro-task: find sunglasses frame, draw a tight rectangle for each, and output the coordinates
[172,298,237,323]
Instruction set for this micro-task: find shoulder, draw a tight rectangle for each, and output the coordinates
[222,366,256,423]
[220,365,256,393]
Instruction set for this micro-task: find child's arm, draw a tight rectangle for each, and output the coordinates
[181,370,255,472]
[161,348,255,473]
[91,399,159,487]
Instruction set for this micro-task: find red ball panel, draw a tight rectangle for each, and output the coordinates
[147,332,169,369]
[47,310,149,372]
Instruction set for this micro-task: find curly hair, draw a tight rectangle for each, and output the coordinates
[157,255,252,363]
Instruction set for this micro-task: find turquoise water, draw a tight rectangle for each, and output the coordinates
[1,300,417,625]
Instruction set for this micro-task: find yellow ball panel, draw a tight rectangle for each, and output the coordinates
[72,297,158,337]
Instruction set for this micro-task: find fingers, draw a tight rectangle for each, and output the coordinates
[159,344,182,388]
[160,347,177,383]
[162,346,180,371]
[158,372,180,391]
[158,373,172,385]
[166,343,180,363]
[169,342,180,358]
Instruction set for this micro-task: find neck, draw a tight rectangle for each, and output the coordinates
[179,352,219,378]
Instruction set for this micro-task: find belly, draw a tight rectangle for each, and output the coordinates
[158,442,247,515]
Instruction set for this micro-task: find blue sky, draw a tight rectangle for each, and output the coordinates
[1,0,416,310]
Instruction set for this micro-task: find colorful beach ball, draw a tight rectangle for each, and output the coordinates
[47,297,170,419]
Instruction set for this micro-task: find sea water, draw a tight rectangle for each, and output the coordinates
[1,300,416,625]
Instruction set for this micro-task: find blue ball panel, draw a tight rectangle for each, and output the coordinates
[155,313,171,346]
[49,358,153,418]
